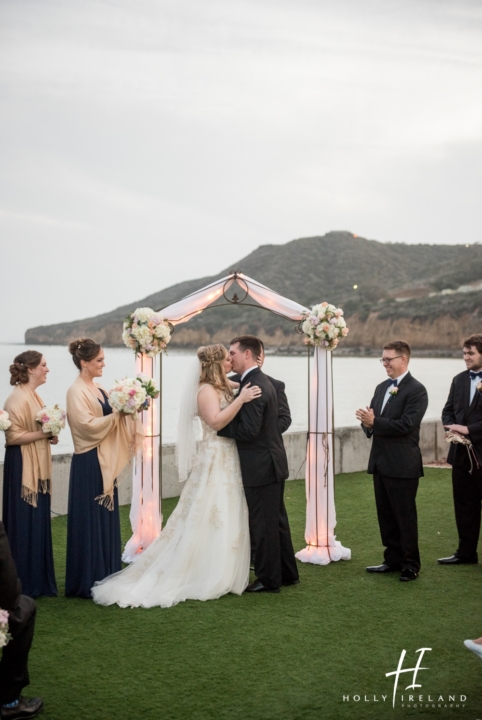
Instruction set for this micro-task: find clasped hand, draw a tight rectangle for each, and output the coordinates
[444,424,469,436]
[355,406,375,428]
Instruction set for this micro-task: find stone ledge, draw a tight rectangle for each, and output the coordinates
[0,419,446,517]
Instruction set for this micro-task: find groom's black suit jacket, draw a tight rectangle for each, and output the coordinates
[229,372,292,434]
[442,369,482,469]
[363,372,428,478]
[218,367,289,487]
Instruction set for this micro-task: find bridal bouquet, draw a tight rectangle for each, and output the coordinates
[0,410,11,432]
[109,378,148,414]
[301,303,349,349]
[122,307,171,357]
[136,373,160,409]
[36,405,66,436]
[0,609,12,648]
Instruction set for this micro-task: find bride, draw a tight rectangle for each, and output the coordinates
[91,344,261,609]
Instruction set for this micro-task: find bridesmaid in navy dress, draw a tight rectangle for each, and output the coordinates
[2,351,57,597]
[65,338,142,598]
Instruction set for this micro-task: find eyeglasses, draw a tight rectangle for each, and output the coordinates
[380,355,403,365]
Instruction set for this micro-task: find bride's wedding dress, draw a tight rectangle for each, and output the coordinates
[91,392,250,608]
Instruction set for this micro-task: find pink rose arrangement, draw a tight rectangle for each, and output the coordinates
[122,307,171,357]
[36,405,66,436]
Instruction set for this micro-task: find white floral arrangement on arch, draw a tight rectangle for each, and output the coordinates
[301,302,348,349]
[0,609,12,648]
[0,410,11,432]
[122,307,171,357]
[36,405,66,436]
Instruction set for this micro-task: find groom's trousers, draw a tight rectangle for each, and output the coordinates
[244,479,299,589]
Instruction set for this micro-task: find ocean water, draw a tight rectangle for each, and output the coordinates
[0,344,466,460]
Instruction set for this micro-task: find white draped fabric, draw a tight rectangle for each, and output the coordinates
[125,272,349,568]
[160,275,234,325]
[295,348,351,565]
[237,274,308,321]
[122,355,162,563]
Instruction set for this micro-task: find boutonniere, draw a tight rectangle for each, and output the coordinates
[477,382,482,393]
[389,387,399,396]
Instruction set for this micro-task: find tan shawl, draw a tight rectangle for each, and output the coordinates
[66,375,144,510]
[4,384,52,506]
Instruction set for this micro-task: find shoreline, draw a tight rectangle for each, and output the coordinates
[12,341,464,359]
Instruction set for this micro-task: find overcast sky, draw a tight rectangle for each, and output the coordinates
[1,0,481,342]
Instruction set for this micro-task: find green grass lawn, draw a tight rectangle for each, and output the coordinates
[29,469,481,720]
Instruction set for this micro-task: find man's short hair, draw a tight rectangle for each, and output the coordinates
[463,334,482,354]
[230,335,263,359]
[383,340,411,359]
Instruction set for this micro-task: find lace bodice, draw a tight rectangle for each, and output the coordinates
[198,385,233,447]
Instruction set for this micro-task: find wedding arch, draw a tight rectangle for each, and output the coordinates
[122,272,350,566]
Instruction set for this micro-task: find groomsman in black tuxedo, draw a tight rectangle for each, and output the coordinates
[219,335,299,592]
[439,334,482,565]
[356,340,428,582]
[0,521,42,720]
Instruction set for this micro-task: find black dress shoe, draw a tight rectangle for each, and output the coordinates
[282,579,300,586]
[366,563,400,573]
[438,554,478,565]
[400,569,418,582]
[245,580,280,593]
[1,697,43,720]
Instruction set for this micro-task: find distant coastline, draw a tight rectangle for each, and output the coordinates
[23,232,482,354]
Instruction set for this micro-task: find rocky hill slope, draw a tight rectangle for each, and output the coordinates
[25,232,482,352]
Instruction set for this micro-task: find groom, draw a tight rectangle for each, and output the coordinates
[218,335,299,593]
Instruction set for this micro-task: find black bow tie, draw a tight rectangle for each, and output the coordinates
[387,379,398,386]
[470,371,482,380]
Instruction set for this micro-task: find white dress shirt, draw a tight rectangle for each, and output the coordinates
[241,365,258,382]
[381,370,409,413]
[469,371,482,404]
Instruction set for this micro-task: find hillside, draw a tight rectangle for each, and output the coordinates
[25,232,482,352]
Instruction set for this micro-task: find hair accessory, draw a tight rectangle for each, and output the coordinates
[78,344,82,349]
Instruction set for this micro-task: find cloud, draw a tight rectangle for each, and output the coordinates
[0,0,481,341]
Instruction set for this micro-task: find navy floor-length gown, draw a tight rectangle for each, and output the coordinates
[2,445,57,598]
[65,390,121,598]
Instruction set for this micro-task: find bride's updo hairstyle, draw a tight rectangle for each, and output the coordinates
[197,344,233,400]
[69,338,102,370]
[9,350,43,386]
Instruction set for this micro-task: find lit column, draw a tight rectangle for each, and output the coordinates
[295,347,350,565]
[122,354,162,562]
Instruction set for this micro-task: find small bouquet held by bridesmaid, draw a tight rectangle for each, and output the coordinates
[122,307,171,357]
[36,404,66,436]
[0,609,12,648]
[109,376,160,415]
[301,302,348,349]
[0,409,11,432]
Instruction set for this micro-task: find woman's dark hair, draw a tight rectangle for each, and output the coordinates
[9,350,43,386]
[68,338,102,370]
